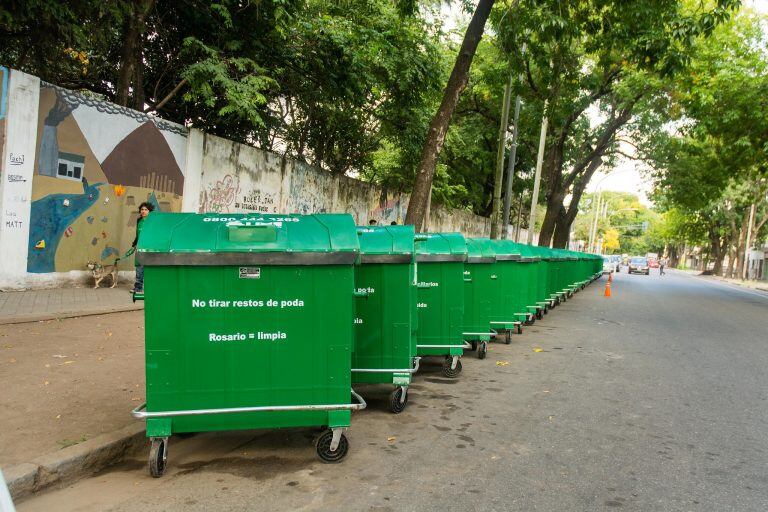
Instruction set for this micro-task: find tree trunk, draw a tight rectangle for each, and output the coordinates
[734,214,749,279]
[551,156,604,248]
[405,0,497,230]
[116,0,155,107]
[711,233,725,276]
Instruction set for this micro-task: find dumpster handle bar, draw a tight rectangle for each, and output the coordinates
[131,389,367,419]
[352,356,421,374]
[417,344,463,349]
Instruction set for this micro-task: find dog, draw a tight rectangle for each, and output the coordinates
[87,259,119,289]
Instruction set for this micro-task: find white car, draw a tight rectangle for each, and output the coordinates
[602,255,619,274]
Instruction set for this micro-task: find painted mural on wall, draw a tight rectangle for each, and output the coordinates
[0,67,7,167]
[28,83,187,273]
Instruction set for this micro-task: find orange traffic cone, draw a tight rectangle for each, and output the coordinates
[604,280,612,297]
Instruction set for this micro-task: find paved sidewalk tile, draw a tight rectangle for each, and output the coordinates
[0,286,143,325]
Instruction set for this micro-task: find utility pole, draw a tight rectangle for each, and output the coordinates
[490,73,514,239]
[588,192,602,253]
[502,43,526,239]
[514,192,524,242]
[527,100,548,245]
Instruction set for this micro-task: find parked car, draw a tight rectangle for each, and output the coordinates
[628,256,650,275]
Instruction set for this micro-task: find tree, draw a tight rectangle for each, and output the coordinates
[492,0,739,248]
[405,0,499,230]
[639,9,767,276]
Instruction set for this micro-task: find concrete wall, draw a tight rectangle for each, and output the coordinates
[0,70,507,290]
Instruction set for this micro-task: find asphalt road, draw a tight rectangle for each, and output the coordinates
[17,270,768,511]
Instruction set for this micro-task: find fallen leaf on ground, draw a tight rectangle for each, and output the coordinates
[44,363,50,368]
[387,436,396,442]
[60,360,75,365]
[542,390,550,393]
[52,354,68,358]
[533,347,544,353]
[496,361,510,366]
[44,381,50,386]
[55,414,61,419]
[8,358,17,363]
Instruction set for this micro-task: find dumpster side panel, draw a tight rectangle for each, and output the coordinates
[144,264,354,433]
[352,263,414,384]
[416,261,465,357]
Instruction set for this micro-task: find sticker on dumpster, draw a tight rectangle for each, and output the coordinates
[239,267,261,279]
[208,331,287,342]
[204,216,299,223]
[417,281,439,288]
[192,298,305,308]
[417,302,428,308]
[356,287,375,294]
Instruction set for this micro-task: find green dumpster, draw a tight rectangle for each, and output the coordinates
[487,240,527,336]
[415,232,467,378]
[511,242,546,323]
[132,212,365,475]
[462,238,500,359]
[353,225,418,413]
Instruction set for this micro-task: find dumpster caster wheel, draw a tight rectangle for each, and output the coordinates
[470,340,478,352]
[389,386,408,414]
[536,309,543,320]
[516,324,523,335]
[442,357,462,378]
[316,429,349,463]
[502,331,512,344]
[148,437,168,478]
[524,317,534,326]
[478,342,488,359]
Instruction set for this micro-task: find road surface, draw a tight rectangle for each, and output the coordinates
[17,270,768,511]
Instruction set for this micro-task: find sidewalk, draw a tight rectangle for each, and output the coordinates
[672,268,768,293]
[0,289,147,500]
[0,285,143,325]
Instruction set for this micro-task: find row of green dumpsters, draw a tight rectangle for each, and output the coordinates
[131,213,603,472]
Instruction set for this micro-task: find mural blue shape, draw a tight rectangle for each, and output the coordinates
[27,179,103,273]
[0,66,7,120]
[101,246,120,261]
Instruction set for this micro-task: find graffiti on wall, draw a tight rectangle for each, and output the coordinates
[286,161,333,215]
[28,83,187,273]
[199,174,239,213]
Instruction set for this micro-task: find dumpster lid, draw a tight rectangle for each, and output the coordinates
[137,213,359,266]
[488,240,522,261]
[415,232,467,262]
[356,225,415,264]
[465,238,496,264]
[500,241,541,262]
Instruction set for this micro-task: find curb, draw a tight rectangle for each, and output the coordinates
[0,303,143,326]
[5,423,146,501]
